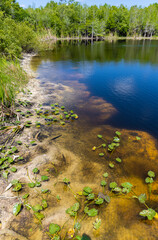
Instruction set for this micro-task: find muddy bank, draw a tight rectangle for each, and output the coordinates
[0,54,158,240]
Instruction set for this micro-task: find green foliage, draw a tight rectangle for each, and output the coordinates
[93,218,101,230]
[13,203,22,216]
[0,58,28,107]
[49,223,61,235]
[139,208,156,220]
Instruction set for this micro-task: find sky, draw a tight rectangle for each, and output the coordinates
[17,0,158,8]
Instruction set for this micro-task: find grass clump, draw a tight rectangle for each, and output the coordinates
[0,58,28,107]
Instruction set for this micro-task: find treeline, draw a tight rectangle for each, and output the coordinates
[1,0,158,58]
[26,1,158,38]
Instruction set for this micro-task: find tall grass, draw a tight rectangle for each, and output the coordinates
[0,58,28,107]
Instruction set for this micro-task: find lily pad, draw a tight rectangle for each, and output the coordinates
[115,131,121,136]
[34,212,45,221]
[10,167,17,172]
[32,204,43,212]
[145,177,154,184]
[74,222,81,231]
[101,180,107,186]
[109,182,117,189]
[83,187,92,195]
[33,168,39,174]
[22,193,29,199]
[97,135,103,139]
[103,172,108,178]
[41,175,49,181]
[148,171,155,178]
[116,157,122,163]
[42,199,48,209]
[109,162,114,168]
[49,223,61,235]
[99,153,104,157]
[139,208,156,220]
[63,177,70,184]
[93,218,101,230]
[12,183,22,192]
[95,198,104,205]
[138,193,147,204]
[87,193,95,200]
[13,203,22,216]
[28,182,35,188]
[87,208,98,217]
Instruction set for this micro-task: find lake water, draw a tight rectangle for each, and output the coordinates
[32,40,158,138]
[31,40,158,240]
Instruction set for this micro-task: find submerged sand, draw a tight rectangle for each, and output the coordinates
[0,54,158,240]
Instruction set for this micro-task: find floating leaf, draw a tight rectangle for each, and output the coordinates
[103,172,108,178]
[116,157,122,163]
[97,135,102,139]
[109,162,114,168]
[34,212,45,221]
[87,208,98,217]
[121,182,133,189]
[87,193,95,200]
[148,171,155,178]
[41,189,49,193]
[136,136,141,141]
[93,218,101,230]
[33,168,39,174]
[16,141,22,145]
[74,222,81,231]
[102,144,106,148]
[32,204,43,212]
[63,177,70,184]
[12,183,22,192]
[115,131,121,136]
[109,182,117,189]
[49,223,61,235]
[3,171,9,179]
[13,203,22,216]
[138,193,147,204]
[139,208,156,220]
[66,202,80,216]
[22,193,29,199]
[35,182,41,187]
[41,175,49,181]
[10,167,17,172]
[83,187,92,195]
[95,198,104,205]
[99,153,104,157]
[113,187,122,193]
[101,180,107,186]
[28,182,35,188]
[113,137,120,143]
[56,195,61,200]
[145,177,154,184]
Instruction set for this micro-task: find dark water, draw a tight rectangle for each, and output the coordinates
[32,40,158,138]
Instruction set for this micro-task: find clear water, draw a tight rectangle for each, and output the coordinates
[32,40,158,138]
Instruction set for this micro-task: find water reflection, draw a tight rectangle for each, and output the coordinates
[31,40,158,138]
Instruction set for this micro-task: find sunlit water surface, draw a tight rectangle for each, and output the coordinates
[30,40,158,240]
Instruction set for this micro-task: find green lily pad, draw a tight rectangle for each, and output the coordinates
[116,157,122,163]
[138,193,147,204]
[22,193,29,199]
[42,199,48,209]
[41,189,49,193]
[87,208,98,217]
[74,222,81,231]
[87,193,95,200]
[99,153,104,157]
[3,171,9,179]
[139,208,156,220]
[103,172,108,178]
[32,204,43,212]
[13,203,22,216]
[12,183,22,192]
[115,131,121,136]
[34,212,45,221]
[136,136,141,140]
[148,171,155,178]
[83,187,92,195]
[93,218,101,230]
[41,175,49,181]
[145,177,154,184]
[101,180,107,186]
[109,182,117,189]
[10,167,17,172]
[109,162,114,168]
[97,135,102,139]
[49,223,61,235]
[28,183,35,188]
[33,168,39,174]
[95,198,104,205]
[63,177,70,184]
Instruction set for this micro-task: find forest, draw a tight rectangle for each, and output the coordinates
[1,0,158,58]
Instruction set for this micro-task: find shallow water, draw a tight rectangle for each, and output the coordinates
[28,40,158,240]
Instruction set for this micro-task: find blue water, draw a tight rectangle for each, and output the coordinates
[32,40,158,138]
